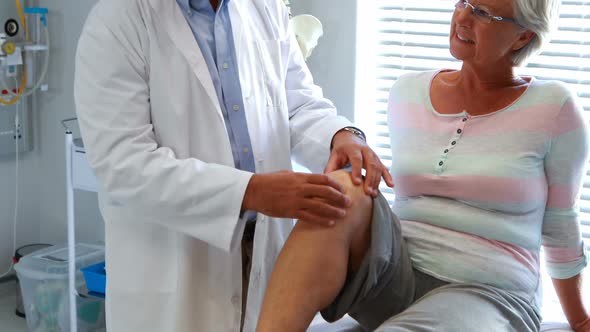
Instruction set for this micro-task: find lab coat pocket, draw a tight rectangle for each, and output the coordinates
[255,39,289,109]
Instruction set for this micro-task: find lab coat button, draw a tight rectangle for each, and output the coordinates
[233,105,240,111]
[231,295,240,306]
[222,63,229,69]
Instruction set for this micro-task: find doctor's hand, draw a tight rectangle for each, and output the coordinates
[242,171,352,226]
[325,130,394,197]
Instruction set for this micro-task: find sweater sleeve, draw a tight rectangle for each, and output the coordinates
[542,94,590,279]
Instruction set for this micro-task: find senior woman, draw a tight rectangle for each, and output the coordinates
[255,0,590,331]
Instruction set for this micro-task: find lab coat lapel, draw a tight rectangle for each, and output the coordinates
[149,0,223,120]
[228,0,245,60]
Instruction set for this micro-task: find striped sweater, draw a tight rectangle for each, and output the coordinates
[388,70,589,311]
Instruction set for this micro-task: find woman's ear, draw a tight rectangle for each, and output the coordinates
[512,30,536,51]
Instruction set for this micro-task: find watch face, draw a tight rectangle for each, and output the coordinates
[344,127,365,140]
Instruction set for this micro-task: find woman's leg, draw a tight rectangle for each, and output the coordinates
[256,170,374,332]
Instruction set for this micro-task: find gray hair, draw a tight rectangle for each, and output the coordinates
[511,0,561,67]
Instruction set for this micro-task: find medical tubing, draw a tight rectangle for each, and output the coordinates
[0,100,20,278]
[0,67,27,105]
[15,0,28,42]
[0,26,50,97]
[0,0,28,105]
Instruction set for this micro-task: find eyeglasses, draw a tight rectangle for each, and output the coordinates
[454,0,522,27]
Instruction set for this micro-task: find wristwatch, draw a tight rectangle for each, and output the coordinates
[331,126,367,150]
[340,127,366,141]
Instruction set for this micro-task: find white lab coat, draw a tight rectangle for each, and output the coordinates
[74,0,352,331]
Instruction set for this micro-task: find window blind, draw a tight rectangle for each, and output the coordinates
[357,0,590,252]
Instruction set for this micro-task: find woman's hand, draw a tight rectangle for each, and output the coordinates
[325,129,394,197]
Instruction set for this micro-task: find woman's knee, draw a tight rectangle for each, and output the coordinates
[327,171,374,270]
[328,171,372,208]
[327,170,373,230]
[291,170,373,248]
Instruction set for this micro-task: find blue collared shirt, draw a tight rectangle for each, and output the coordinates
[176,0,256,174]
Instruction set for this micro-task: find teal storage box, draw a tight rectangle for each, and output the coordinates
[81,262,105,297]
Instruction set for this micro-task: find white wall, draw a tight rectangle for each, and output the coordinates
[0,0,104,274]
[291,0,358,122]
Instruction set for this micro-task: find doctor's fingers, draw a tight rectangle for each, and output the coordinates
[323,152,346,174]
[305,173,345,193]
[296,210,338,227]
[361,149,385,197]
[296,199,347,225]
[302,184,352,208]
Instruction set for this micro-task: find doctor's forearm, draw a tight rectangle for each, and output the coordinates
[552,273,590,330]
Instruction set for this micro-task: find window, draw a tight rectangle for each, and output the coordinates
[356,0,589,322]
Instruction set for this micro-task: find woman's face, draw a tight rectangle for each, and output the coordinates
[449,0,531,67]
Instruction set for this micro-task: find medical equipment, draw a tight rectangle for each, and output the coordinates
[0,0,51,323]
[0,1,51,154]
[5,19,20,37]
[0,101,22,280]
[62,118,100,332]
[0,2,50,157]
[0,6,51,101]
[282,0,324,61]
[290,14,324,60]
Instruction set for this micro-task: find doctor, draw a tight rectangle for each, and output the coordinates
[74,0,393,331]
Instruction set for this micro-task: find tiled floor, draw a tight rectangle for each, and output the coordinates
[0,279,27,332]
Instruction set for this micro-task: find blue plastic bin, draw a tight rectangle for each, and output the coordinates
[81,262,106,296]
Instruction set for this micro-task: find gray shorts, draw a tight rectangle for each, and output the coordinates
[320,194,541,332]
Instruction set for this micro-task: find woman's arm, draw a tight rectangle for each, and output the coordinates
[552,273,590,331]
[542,92,590,331]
